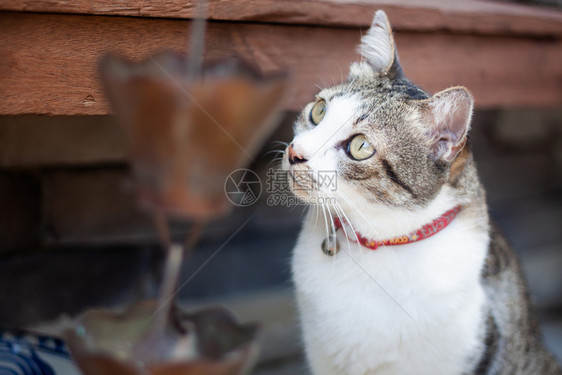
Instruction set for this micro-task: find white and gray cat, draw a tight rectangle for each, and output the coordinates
[282,10,561,375]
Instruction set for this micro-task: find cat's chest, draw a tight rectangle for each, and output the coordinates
[293,214,488,299]
[292,214,489,374]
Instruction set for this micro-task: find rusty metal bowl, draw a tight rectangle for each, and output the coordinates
[64,301,259,375]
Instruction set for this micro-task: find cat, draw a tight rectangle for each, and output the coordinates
[282,10,561,375]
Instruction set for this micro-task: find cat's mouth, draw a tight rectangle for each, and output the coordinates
[282,147,319,200]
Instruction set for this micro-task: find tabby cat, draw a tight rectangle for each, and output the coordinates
[282,10,561,375]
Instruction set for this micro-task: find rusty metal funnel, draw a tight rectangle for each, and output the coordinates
[100,52,287,220]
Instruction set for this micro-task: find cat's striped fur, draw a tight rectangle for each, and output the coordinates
[284,10,561,375]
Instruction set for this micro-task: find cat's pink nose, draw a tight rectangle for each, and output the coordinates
[288,143,308,165]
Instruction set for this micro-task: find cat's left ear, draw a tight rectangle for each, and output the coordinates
[422,87,474,163]
[353,10,401,76]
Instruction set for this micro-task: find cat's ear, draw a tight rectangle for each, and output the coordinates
[354,10,399,75]
[423,87,474,163]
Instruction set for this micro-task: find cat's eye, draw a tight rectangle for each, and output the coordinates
[310,99,326,125]
[347,134,375,161]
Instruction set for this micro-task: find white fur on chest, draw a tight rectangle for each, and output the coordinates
[292,204,489,375]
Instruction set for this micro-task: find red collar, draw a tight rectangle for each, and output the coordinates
[333,205,462,250]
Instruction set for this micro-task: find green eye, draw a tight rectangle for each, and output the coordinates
[310,99,326,125]
[347,134,375,161]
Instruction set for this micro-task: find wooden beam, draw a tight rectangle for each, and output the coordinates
[0,115,126,167]
[1,12,561,116]
[1,0,562,37]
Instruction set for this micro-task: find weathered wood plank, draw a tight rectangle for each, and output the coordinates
[0,115,126,167]
[0,12,561,116]
[1,0,562,37]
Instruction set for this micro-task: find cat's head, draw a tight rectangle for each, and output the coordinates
[282,10,474,211]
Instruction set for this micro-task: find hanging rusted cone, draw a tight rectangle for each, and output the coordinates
[100,52,287,220]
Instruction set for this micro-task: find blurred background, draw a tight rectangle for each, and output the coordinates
[0,1,561,374]
[0,109,560,374]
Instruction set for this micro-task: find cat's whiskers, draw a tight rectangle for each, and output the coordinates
[312,185,350,253]
[323,189,361,256]
[334,203,359,259]
[310,192,321,225]
[271,140,289,147]
[264,150,287,156]
[336,60,344,84]
[315,75,329,91]
[326,190,360,244]
[329,74,337,87]
[326,59,345,86]
[266,157,284,169]
[336,191,385,240]
[305,190,322,218]
[323,201,342,264]
[326,198,351,254]
[311,190,322,223]
[325,200,334,229]
[319,202,330,241]
[268,155,284,163]
[299,204,309,218]
[264,142,288,169]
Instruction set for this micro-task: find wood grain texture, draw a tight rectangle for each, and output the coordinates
[0,115,126,167]
[1,12,561,116]
[1,0,562,37]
